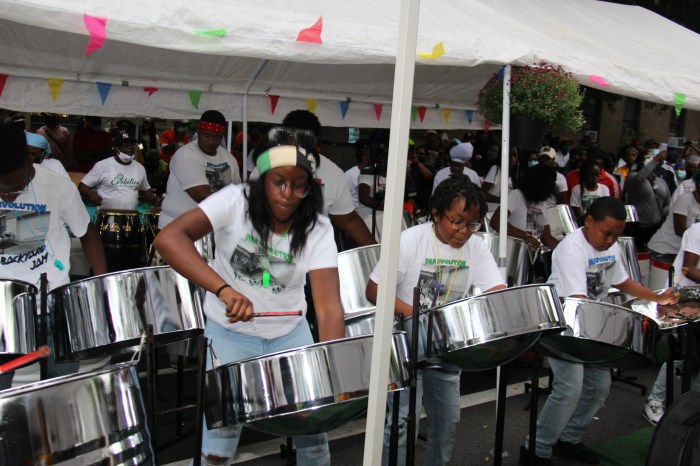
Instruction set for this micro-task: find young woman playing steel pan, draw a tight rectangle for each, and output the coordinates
[366,174,506,466]
[155,127,344,466]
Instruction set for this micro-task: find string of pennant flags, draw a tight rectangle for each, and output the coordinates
[0,12,689,121]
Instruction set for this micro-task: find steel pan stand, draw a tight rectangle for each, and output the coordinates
[39,273,49,380]
[525,343,543,466]
[143,325,207,466]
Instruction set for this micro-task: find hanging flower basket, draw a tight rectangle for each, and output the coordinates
[477,63,585,135]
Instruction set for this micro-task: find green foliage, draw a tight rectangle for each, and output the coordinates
[477,63,585,133]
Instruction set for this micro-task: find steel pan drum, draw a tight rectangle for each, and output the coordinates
[625,204,639,223]
[617,236,643,283]
[338,245,380,323]
[627,287,700,331]
[0,278,37,363]
[0,361,154,465]
[546,204,578,240]
[474,232,535,287]
[407,284,565,371]
[540,297,659,368]
[50,266,205,361]
[204,333,411,437]
[361,211,411,242]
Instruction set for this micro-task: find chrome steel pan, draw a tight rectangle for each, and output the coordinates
[546,204,578,240]
[617,236,643,283]
[540,297,659,368]
[204,332,411,437]
[0,278,37,363]
[0,361,154,465]
[627,286,700,331]
[474,233,535,287]
[407,284,565,371]
[50,266,205,361]
[625,204,639,223]
[338,245,380,321]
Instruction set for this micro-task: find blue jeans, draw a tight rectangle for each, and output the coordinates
[382,367,461,466]
[530,358,610,458]
[648,361,700,403]
[202,320,330,466]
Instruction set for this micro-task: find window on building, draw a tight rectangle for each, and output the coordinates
[668,107,686,137]
[621,97,641,136]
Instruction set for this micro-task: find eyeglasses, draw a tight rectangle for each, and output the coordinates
[0,178,30,197]
[268,179,311,199]
[442,212,481,232]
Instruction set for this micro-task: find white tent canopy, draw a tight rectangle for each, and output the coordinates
[1,0,699,127]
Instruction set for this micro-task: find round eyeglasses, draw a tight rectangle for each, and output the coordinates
[268,179,311,199]
[442,212,481,232]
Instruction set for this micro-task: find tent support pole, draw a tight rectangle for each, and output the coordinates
[497,65,511,280]
[241,60,269,180]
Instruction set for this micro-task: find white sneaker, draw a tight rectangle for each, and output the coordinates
[643,400,665,425]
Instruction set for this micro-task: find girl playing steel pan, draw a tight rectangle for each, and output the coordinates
[155,128,344,466]
[366,174,505,466]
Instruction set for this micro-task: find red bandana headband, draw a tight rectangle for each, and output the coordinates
[198,121,226,134]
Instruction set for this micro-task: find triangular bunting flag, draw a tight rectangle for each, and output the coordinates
[0,74,8,97]
[589,75,611,87]
[417,106,427,122]
[497,66,505,81]
[373,104,383,121]
[306,99,318,113]
[96,82,112,105]
[339,101,350,120]
[674,93,686,117]
[297,17,323,44]
[188,90,202,109]
[193,29,227,37]
[83,13,108,56]
[47,78,64,102]
[269,95,280,114]
[466,110,474,124]
[442,108,452,124]
[143,87,158,96]
[411,106,417,122]
[418,41,445,59]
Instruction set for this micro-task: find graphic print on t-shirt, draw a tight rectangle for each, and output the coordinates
[526,204,545,237]
[586,255,617,301]
[205,162,233,193]
[228,233,295,294]
[417,257,469,311]
[0,203,51,271]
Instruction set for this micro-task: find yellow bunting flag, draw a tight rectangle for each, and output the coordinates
[442,108,452,124]
[418,41,445,59]
[306,99,318,113]
[47,78,64,102]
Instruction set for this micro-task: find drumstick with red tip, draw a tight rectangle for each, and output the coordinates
[252,311,302,317]
[0,346,51,374]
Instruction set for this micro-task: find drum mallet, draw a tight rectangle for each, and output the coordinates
[0,345,51,374]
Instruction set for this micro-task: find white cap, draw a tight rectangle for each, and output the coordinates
[449,143,474,162]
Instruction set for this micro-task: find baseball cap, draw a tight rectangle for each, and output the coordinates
[538,146,556,159]
[114,130,136,146]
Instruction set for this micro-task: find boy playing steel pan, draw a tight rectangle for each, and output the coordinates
[520,197,677,466]
[366,174,505,466]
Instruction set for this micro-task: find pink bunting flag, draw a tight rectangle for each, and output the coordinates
[143,87,158,96]
[589,75,611,87]
[0,74,8,97]
[373,104,383,122]
[417,106,427,122]
[268,95,280,114]
[84,13,108,56]
[296,17,323,44]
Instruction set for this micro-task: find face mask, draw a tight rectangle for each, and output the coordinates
[117,151,134,163]
[677,170,686,181]
[527,160,539,168]
[176,126,187,134]
[652,149,660,156]
[561,144,572,154]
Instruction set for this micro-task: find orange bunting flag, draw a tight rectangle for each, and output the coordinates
[269,95,280,114]
[47,78,64,102]
[373,104,383,121]
[305,99,318,113]
[143,87,158,96]
[297,17,323,44]
[442,108,452,124]
[0,74,8,97]
[83,13,108,56]
[417,106,427,122]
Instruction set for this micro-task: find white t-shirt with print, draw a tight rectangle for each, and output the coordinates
[673,223,700,286]
[250,153,356,217]
[81,157,151,211]
[549,227,628,301]
[0,164,90,289]
[506,189,556,236]
[432,166,481,193]
[570,184,610,214]
[41,158,70,180]
[369,222,504,311]
[160,141,241,227]
[345,165,362,209]
[199,184,338,339]
[555,172,568,194]
[649,191,700,255]
[357,173,387,217]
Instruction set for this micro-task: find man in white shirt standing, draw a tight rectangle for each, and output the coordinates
[432,142,481,193]
[344,139,371,210]
[160,110,241,228]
